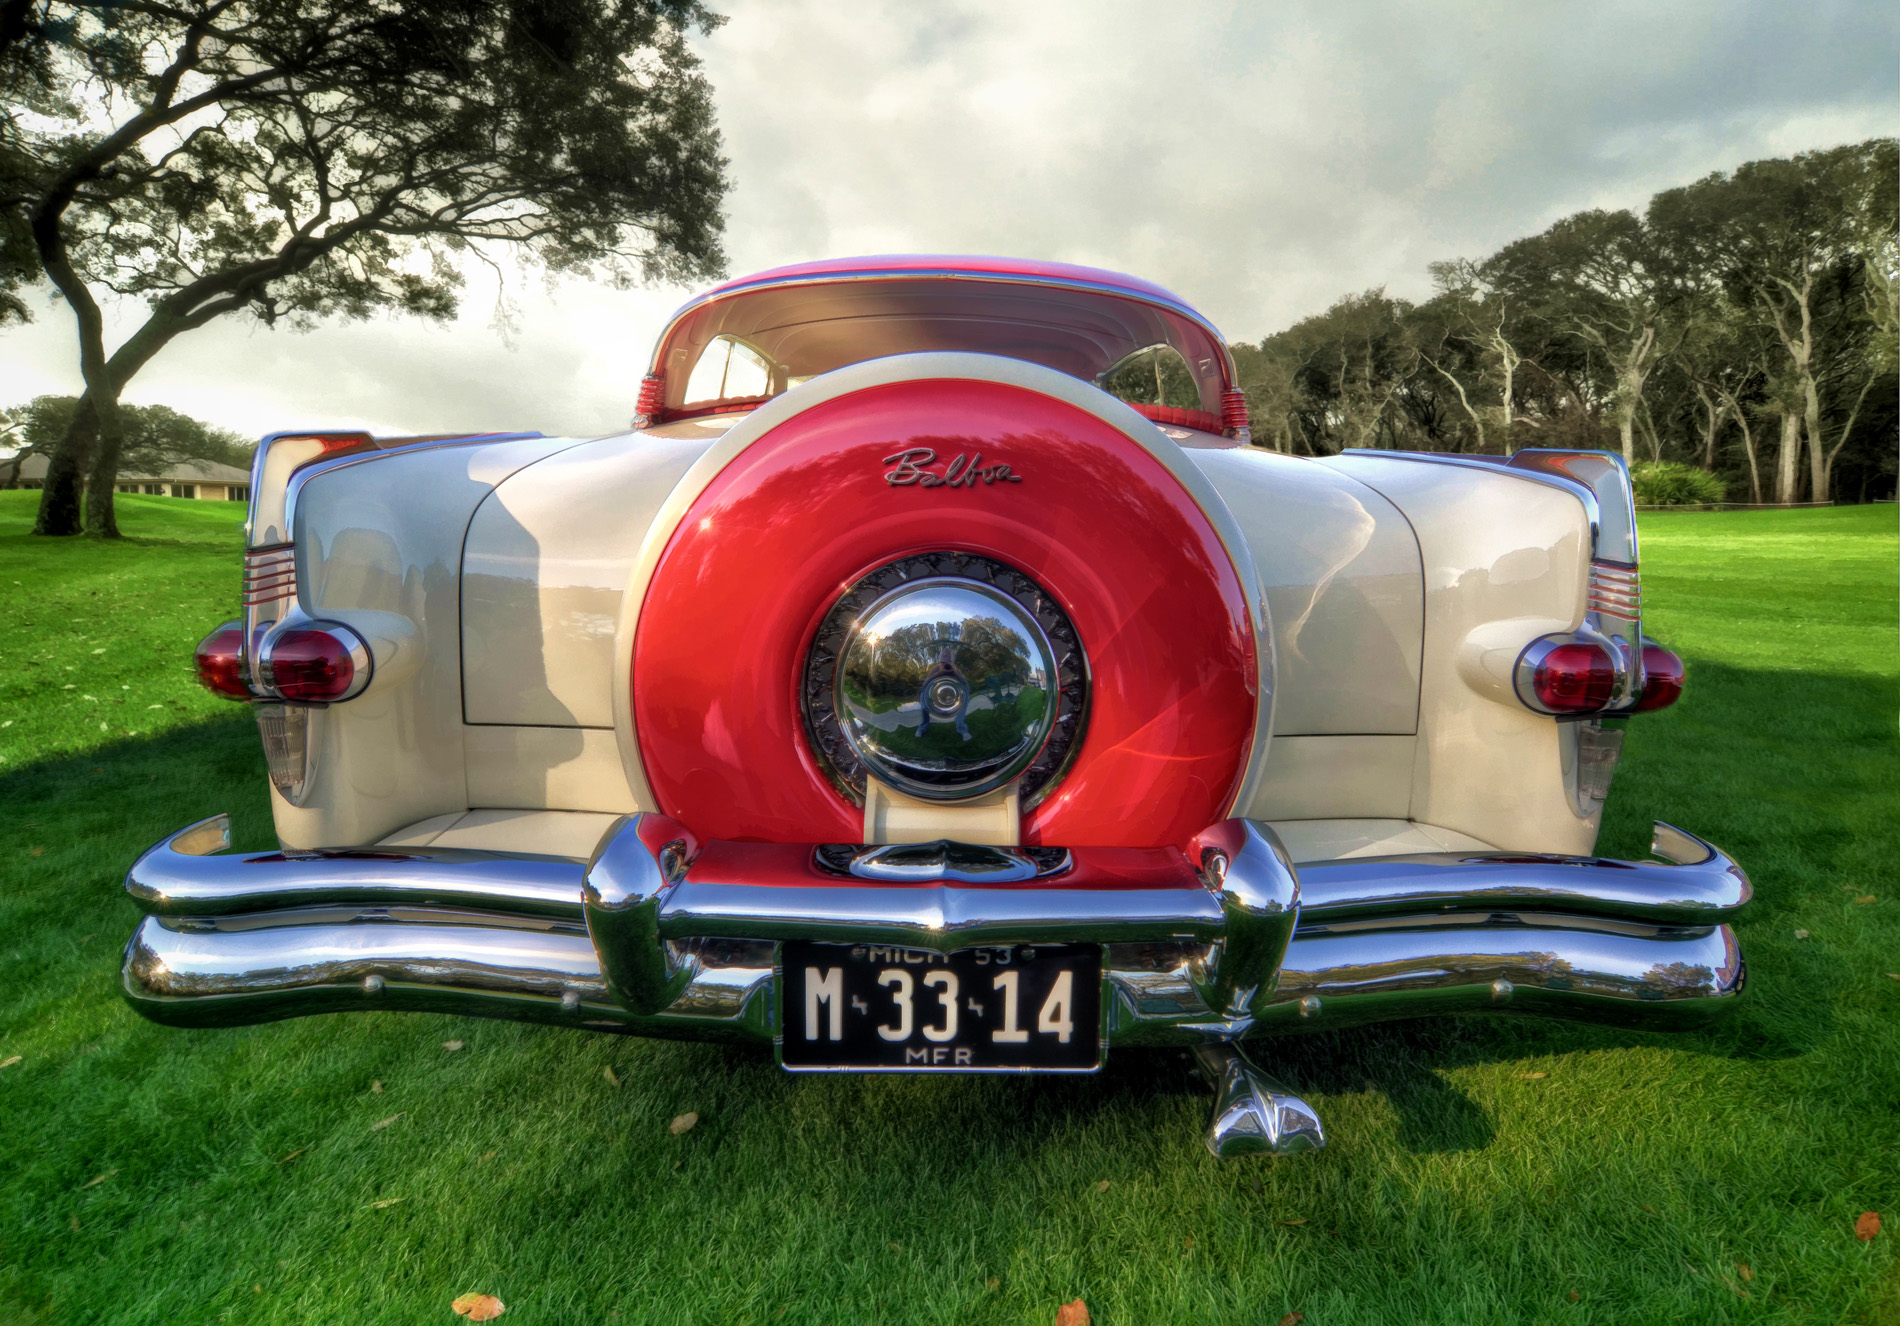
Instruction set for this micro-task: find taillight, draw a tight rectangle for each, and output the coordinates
[1635,643,1685,712]
[267,626,367,703]
[193,621,249,700]
[1524,640,1617,714]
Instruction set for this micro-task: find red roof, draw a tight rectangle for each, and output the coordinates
[698,254,1209,321]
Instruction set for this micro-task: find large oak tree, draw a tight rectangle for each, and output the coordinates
[1,0,729,537]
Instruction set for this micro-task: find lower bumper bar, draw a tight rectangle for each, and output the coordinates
[120,813,1749,1045]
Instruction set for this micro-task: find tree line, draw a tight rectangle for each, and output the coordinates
[1232,139,1898,505]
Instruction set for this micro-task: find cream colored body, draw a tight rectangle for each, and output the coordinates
[269,357,1601,863]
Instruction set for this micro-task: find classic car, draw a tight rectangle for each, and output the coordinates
[122,255,1749,1157]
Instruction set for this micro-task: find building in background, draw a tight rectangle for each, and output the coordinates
[2,454,250,502]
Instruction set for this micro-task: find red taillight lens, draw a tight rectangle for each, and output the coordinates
[1635,643,1685,712]
[269,627,359,702]
[193,622,249,700]
[1530,641,1616,713]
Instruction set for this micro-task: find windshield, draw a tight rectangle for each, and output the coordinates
[653,277,1232,421]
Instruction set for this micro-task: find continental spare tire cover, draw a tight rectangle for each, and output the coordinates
[631,354,1266,848]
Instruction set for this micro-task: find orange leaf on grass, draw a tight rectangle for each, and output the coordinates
[1736,1262,1754,1281]
[1054,1300,1090,1326]
[451,1292,506,1320]
[1853,895,1876,904]
[1279,1314,1304,1326]
[81,1169,117,1189]
[1856,1211,1881,1240]
[370,1112,404,1131]
[0,1055,21,1070]
[669,1111,699,1135]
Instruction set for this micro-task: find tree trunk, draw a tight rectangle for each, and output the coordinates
[1733,408,1761,504]
[32,398,99,535]
[83,393,127,538]
[1774,412,1801,504]
[1803,375,1827,505]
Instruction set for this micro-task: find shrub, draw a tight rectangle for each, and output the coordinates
[1631,461,1727,506]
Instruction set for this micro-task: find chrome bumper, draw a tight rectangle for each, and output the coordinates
[121,813,1749,1046]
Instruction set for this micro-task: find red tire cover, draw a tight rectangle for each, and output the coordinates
[633,378,1257,848]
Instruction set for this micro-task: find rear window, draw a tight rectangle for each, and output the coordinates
[656,278,1231,421]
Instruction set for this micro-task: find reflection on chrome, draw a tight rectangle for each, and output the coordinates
[1193,1042,1325,1157]
[122,811,1749,1156]
[835,577,1058,800]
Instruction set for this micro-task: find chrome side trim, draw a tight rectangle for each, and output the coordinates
[1295,822,1751,924]
[125,815,587,919]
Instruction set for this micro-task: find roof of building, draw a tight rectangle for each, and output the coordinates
[5,453,251,483]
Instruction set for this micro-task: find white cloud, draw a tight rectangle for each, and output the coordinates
[3,0,1894,438]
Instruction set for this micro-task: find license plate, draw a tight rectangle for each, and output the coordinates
[779,941,1102,1072]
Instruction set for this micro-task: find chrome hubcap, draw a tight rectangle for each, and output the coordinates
[802,553,1089,807]
[835,578,1057,800]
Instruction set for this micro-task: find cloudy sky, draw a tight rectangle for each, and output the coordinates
[3,0,1895,439]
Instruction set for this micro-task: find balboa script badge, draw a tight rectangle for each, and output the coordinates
[882,447,1023,488]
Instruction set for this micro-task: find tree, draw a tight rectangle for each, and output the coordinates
[2,0,729,538]
[1482,209,1690,466]
[1650,139,1897,502]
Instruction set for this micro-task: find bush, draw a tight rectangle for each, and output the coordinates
[1631,461,1727,506]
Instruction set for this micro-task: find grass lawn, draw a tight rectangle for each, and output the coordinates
[1,490,1895,1324]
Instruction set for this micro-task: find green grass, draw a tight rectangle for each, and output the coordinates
[1,492,1896,1324]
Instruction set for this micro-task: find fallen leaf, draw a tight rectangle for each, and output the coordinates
[603,1065,620,1087]
[69,1216,79,1232]
[279,1149,305,1165]
[81,1169,117,1189]
[1095,1179,1110,1193]
[1887,974,1900,981]
[889,1242,902,1253]
[1640,1204,1657,1213]
[370,1197,403,1210]
[1567,1290,1580,1302]
[0,1055,21,1070]
[1853,895,1876,904]
[1856,1211,1881,1240]
[1054,1299,1090,1326]
[370,1112,404,1131]
[479,1150,498,1163]
[1278,1314,1304,1326]
[253,1284,261,1294]
[1518,1071,1549,1080]
[442,1040,465,1053]
[669,1111,699,1135]
[370,1079,383,1094]
[1794,929,1810,940]
[451,1292,506,1320]
[28,846,43,857]
[985,1278,1000,1291]
[1276,1218,1309,1226]
[1183,1235,1195,1251]
[1736,1262,1754,1281]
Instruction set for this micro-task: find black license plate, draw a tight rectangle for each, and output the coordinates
[779,941,1101,1072]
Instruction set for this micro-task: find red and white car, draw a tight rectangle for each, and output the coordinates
[124,256,1747,1155]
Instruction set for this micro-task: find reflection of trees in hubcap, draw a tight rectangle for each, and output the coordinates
[835,582,1058,799]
